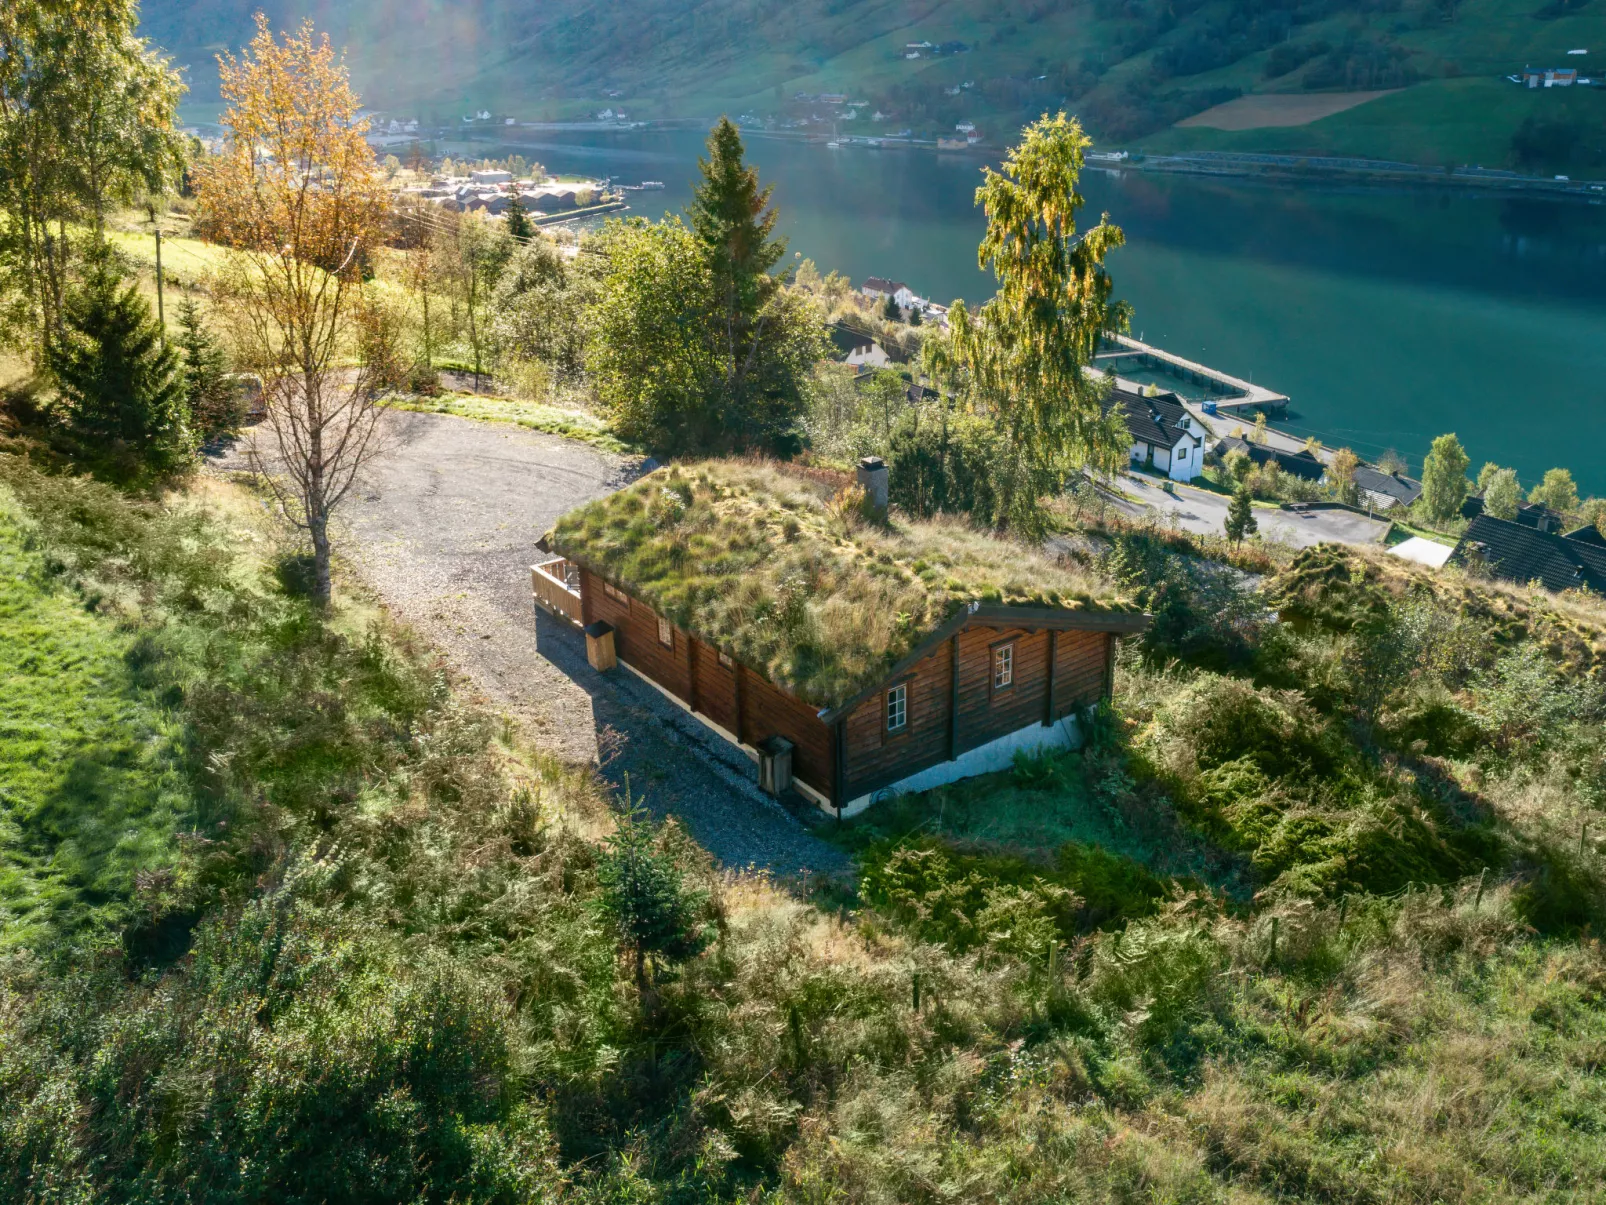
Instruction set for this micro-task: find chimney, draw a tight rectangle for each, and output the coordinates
[856,455,889,523]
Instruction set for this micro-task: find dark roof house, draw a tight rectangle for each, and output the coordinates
[1461,495,1567,533]
[1450,514,1606,594]
[1108,387,1194,449]
[1353,466,1422,508]
[1212,436,1326,482]
[542,462,1147,815]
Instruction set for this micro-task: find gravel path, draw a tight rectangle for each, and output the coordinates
[213,411,847,877]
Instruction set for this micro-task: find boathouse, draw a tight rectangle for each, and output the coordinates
[536,462,1147,816]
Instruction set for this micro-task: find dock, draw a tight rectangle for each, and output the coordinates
[1094,334,1288,417]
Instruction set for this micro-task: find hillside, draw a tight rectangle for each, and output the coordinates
[149,0,1606,170]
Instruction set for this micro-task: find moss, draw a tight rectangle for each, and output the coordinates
[551,461,1136,707]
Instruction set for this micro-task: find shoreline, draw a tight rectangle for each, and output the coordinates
[451,121,1606,201]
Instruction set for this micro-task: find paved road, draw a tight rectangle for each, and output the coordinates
[1113,473,1391,549]
[214,411,847,877]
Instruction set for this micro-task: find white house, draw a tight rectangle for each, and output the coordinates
[470,169,513,185]
[829,325,901,368]
[955,120,976,133]
[1107,387,1207,482]
[860,277,919,310]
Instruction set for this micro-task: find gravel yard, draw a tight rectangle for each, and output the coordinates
[213,410,847,877]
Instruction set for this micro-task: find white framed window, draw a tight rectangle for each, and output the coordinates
[993,644,1014,690]
[717,650,734,669]
[886,683,907,733]
[603,580,628,603]
[657,615,673,649]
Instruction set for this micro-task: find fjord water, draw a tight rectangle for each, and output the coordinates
[501,126,1606,492]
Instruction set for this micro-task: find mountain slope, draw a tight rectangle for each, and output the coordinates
[147,0,1606,169]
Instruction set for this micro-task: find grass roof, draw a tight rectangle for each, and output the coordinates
[550,461,1136,709]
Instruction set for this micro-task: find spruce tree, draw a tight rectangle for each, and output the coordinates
[175,295,235,435]
[687,118,786,401]
[48,257,192,473]
[882,292,900,321]
[596,805,709,996]
[504,190,533,242]
[1225,481,1257,543]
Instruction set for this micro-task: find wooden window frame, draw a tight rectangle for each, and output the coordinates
[990,638,1016,698]
[657,615,674,649]
[603,580,628,604]
[884,680,909,738]
[717,649,735,670]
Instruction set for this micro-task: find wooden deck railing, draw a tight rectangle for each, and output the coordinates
[531,555,583,625]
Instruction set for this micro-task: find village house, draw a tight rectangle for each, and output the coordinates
[860,277,920,310]
[1211,435,1326,482]
[1352,465,1422,510]
[828,324,902,368]
[1107,387,1207,482]
[535,462,1146,816]
[1450,515,1606,593]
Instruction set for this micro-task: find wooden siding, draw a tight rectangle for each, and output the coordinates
[957,625,1049,751]
[842,642,952,797]
[575,571,1120,806]
[740,670,834,798]
[578,569,835,800]
[691,637,739,736]
[1053,630,1109,714]
[841,620,1118,798]
[579,568,692,702]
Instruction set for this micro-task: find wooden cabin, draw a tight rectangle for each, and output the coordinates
[540,462,1148,817]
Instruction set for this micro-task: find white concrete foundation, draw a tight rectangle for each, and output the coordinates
[833,714,1083,818]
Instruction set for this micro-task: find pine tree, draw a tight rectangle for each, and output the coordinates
[504,190,533,242]
[175,295,235,435]
[1225,481,1257,543]
[48,257,192,473]
[882,292,900,321]
[908,305,922,327]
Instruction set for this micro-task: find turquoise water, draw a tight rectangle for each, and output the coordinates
[482,127,1606,492]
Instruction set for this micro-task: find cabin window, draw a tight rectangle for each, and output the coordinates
[603,580,628,604]
[657,615,674,649]
[885,683,907,733]
[718,650,734,669]
[992,644,1014,691]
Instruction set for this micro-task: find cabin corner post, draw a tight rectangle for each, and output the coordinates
[1044,629,1059,726]
[734,663,746,746]
[1103,632,1116,700]
[832,717,847,819]
[948,633,960,760]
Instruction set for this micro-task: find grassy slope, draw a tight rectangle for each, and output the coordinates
[2,450,1604,1199]
[0,490,188,950]
[150,0,1606,169]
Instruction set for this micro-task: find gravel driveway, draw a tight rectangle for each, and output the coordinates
[213,411,847,877]
[1114,473,1391,548]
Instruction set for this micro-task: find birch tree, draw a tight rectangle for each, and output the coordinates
[196,16,390,605]
[943,112,1131,534]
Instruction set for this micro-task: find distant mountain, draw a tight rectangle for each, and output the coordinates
[145,0,1606,171]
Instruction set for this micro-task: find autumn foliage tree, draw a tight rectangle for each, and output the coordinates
[938,112,1131,534]
[195,15,390,604]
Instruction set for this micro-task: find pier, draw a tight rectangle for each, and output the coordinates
[1095,334,1288,417]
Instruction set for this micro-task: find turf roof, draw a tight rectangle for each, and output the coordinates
[550,461,1137,709]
